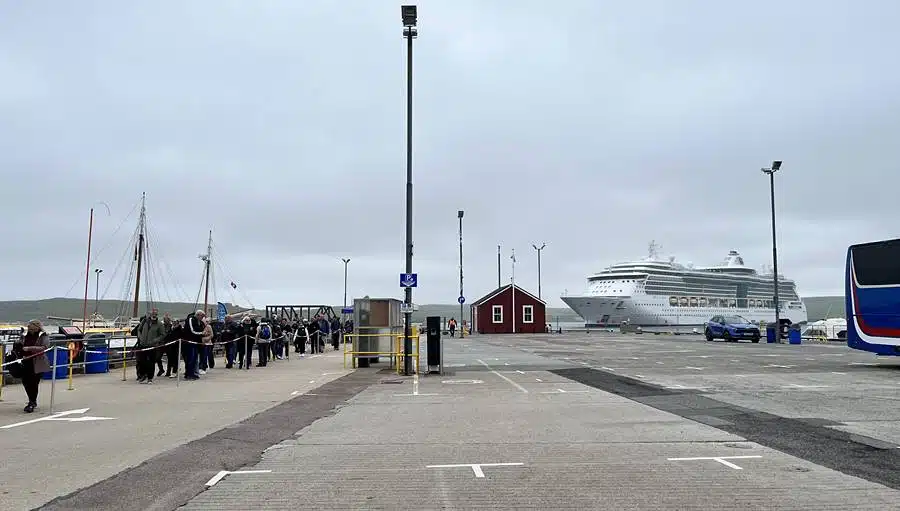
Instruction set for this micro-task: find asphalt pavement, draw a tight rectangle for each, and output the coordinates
[0,349,353,511]
[177,333,900,510]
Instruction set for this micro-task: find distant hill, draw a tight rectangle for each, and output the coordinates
[406,304,580,324]
[0,298,582,325]
[0,298,261,324]
[0,296,843,325]
[803,296,844,321]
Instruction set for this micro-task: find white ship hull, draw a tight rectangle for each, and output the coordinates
[562,294,807,328]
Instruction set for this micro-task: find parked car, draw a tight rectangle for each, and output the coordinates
[705,315,761,343]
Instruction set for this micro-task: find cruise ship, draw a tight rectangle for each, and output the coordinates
[561,243,808,329]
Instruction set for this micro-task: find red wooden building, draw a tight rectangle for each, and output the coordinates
[470,284,547,334]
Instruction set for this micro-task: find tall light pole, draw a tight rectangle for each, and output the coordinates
[532,243,546,300]
[762,160,782,340]
[342,258,350,309]
[458,210,464,337]
[497,245,501,288]
[93,268,103,314]
[402,5,417,375]
[342,257,350,346]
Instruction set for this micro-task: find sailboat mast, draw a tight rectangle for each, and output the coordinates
[203,230,212,317]
[132,193,146,319]
[82,208,94,330]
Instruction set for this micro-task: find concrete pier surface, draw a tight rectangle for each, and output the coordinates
[180,333,898,510]
[0,349,351,511]
[4,333,900,510]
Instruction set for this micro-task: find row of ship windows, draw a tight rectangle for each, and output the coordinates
[667,296,770,308]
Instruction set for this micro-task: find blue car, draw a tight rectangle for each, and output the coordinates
[705,315,761,343]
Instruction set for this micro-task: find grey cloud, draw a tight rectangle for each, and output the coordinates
[1,0,896,311]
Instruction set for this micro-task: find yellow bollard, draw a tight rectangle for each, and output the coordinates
[67,342,75,391]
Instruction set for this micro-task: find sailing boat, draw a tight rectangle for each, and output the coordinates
[49,193,161,336]
[194,230,257,324]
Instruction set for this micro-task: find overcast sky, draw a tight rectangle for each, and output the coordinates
[2,0,898,312]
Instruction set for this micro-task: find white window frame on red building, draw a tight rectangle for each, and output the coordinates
[492,305,503,324]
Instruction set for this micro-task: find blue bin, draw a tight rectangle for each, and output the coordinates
[766,326,777,343]
[85,345,109,374]
[788,328,802,345]
[42,346,69,380]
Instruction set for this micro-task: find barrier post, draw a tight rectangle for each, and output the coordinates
[243,335,248,370]
[67,342,75,391]
[0,345,5,401]
[121,338,127,381]
[49,346,57,413]
[176,339,182,387]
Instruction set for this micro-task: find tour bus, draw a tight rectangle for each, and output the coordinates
[845,238,900,355]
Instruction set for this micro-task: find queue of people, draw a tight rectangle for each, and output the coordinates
[131,309,352,381]
[5,311,354,413]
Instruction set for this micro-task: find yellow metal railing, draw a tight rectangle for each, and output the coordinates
[343,332,419,374]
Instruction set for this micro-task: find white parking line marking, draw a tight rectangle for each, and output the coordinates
[205,470,272,487]
[477,359,528,393]
[426,463,523,478]
[667,456,762,470]
[541,388,589,394]
[1,408,115,429]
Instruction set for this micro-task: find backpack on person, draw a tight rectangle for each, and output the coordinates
[259,323,272,341]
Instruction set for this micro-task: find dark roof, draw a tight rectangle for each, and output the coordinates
[471,284,546,307]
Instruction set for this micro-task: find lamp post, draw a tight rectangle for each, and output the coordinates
[532,243,546,300]
[342,258,350,309]
[402,5,417,375]
[761,160,783,340]
[458,210,464,337]
[93,268,103,314]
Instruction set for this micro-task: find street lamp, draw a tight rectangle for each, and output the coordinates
[93,268,103,314]
[402,4,418,376]
[458,210,464,338]
[342,258,350,309]
[761,160,782,340]
[532,243,546,300]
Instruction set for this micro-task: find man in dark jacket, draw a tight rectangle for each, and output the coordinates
[221,315,239,368]
[330,317,341,350]
[164,316,182,378]
[271,319,283,361]
[136,308,166,384]
[238,316,255,369]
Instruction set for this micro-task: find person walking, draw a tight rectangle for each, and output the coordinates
[14,319,51,413]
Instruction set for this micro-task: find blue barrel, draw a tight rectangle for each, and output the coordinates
[42,346,69,380]
[84,344,109,374]
[766,326,777,343]
[788,328,802,345]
